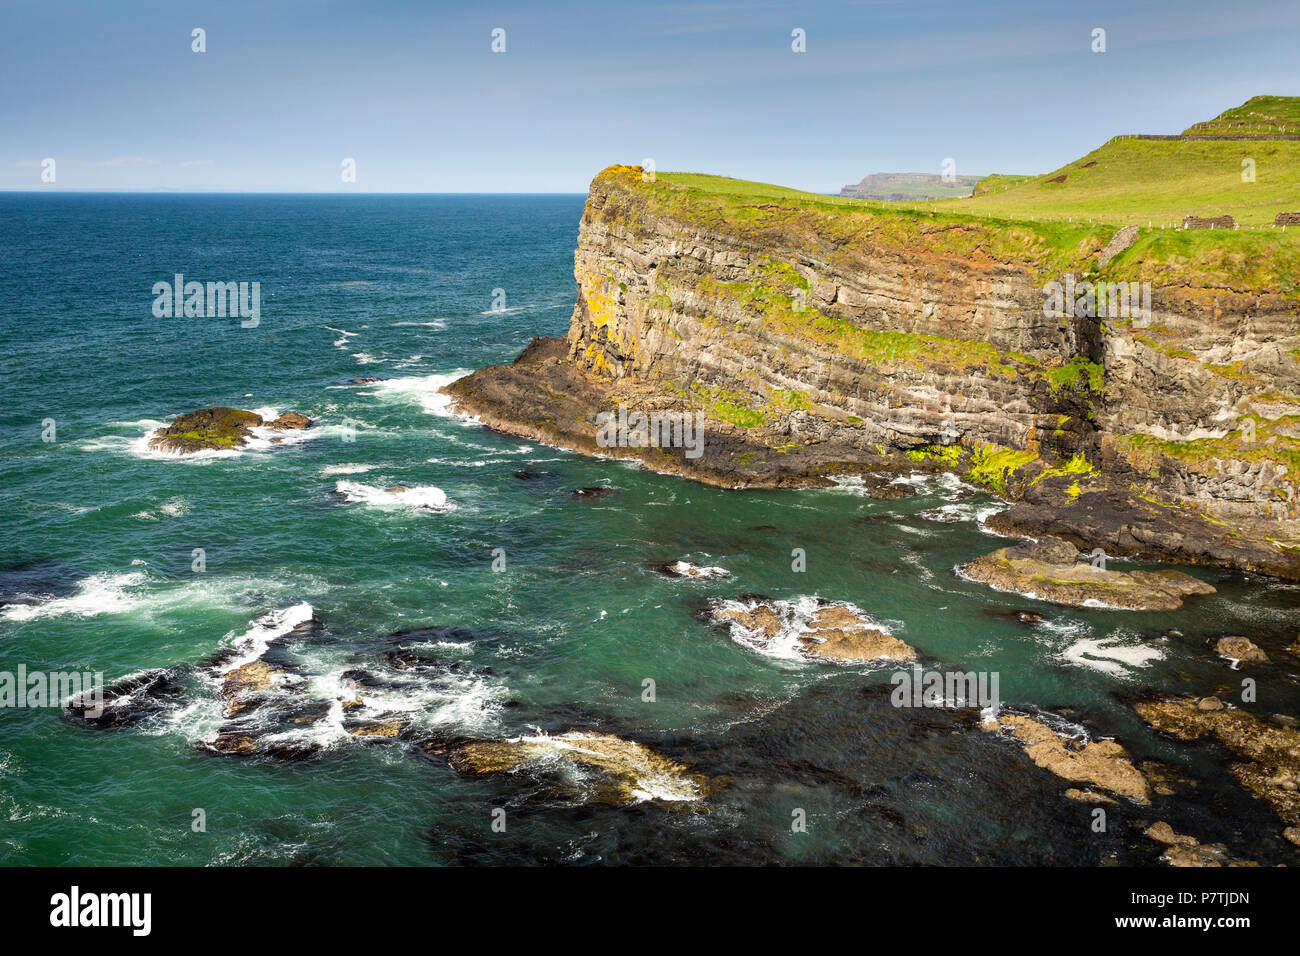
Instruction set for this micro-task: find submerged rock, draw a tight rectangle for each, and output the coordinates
[1135,696,1300,827]
[148,407,313,454]
[707,596,916,663]
[570,486,614,499]
[959,537,1215,610]
[445,731,706,805]
[346,719,405,739]
[981,710,1150,804]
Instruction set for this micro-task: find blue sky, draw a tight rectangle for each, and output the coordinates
[3,0,1297,192]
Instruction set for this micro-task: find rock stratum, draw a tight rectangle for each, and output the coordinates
[445,164,1300,579]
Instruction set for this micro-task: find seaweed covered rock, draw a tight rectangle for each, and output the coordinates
[1215,635,1269,664]
[148,407,312,454]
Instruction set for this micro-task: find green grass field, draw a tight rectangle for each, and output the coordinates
[937,136,1300,226]
[667,97,1300,228]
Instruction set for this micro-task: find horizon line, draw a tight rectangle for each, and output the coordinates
[0,188,595,196]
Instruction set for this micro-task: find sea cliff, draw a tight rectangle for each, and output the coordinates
[446,165,1300,578]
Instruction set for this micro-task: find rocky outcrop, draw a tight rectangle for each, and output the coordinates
[1097,224,1139,267]
[982,710,1150,804]
[652,560,730,579]
[706,596,916,663]
[445,165,1300,578]
[1215,635,1269,663]
[148,407,312,454]
[958,536,1215,610]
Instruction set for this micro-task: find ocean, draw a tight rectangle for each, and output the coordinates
[1,193,1297,865]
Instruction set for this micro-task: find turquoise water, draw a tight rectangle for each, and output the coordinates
[1,194,1297,865]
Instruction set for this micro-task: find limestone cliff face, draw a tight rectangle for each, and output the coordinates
[449,165,1300,577]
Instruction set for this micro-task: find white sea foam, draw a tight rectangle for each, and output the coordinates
[319,463,376,476]
[131,497,189,521]
[1060,634,1163,677]
[365,370,471,418]
[215,603,316,674]
[334,480,454,512]
[1,570,147,622]
[664,561,730,580]
[324,325,357,348]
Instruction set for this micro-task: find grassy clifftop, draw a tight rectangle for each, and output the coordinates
[646,167,1300,295]
[942,96,1300,226]
[943,136,1300,226]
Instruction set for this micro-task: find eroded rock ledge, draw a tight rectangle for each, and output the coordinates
[959,536,1216,610]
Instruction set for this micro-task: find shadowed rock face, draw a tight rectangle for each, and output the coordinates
[443,165,1300,579]
[148,407,312,454]
[959,536,1216,610]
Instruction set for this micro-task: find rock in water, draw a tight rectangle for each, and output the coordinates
[982,711,1151,804]
[707,596,916,663]
[66,668,184,728]
[651,560,730,580]
[1215,635,1269,663]
[147,406,312,454]
[959,537,1214,610]
[267,412,311,430]
[445,731,706,805]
